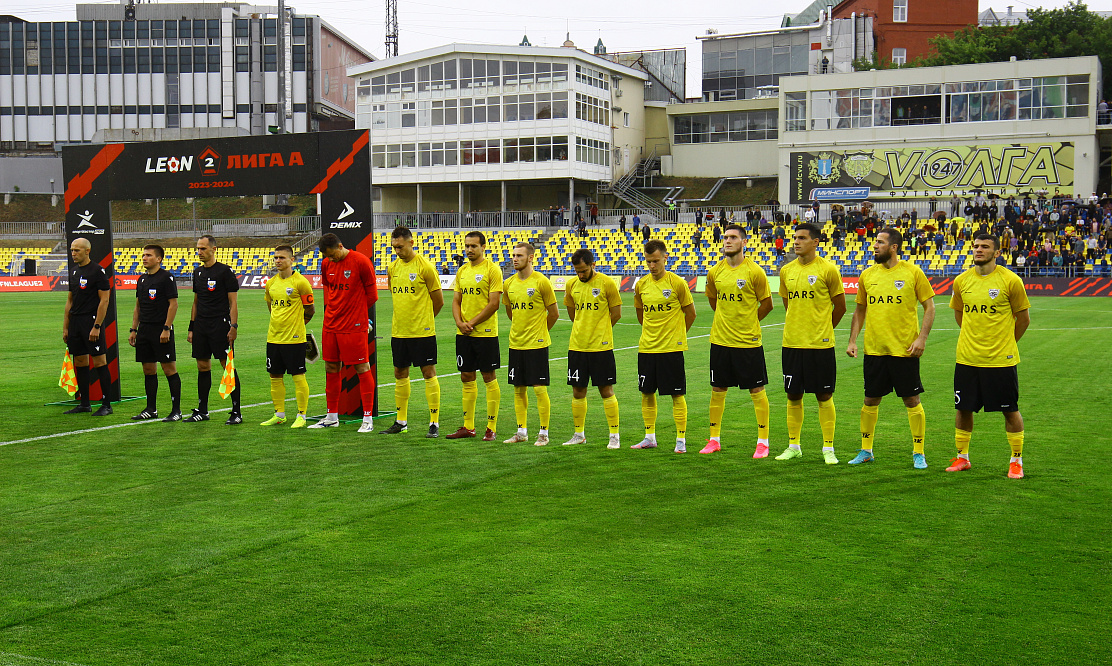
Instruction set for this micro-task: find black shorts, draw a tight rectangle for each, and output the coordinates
[638,351,686,396]
[135,324,176,363]
[864,355,924,398]
[456,335,500,373]
[566,350,617,388]
[954,363,1019,413]
[507,347,550,386]
[67,313,106,357]
[710,344,768,389]
[267,342,307,376]
[192,317,231,361]
[782,347,837,395]
[392,336,438,369]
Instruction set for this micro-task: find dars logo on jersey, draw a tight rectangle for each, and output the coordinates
[148,288,157,300]
[807,275,818,286]
[894,280,905,290]
[988,288,1000,299]
[207,279,216,291]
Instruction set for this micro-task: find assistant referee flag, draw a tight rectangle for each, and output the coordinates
[219,349,237,399]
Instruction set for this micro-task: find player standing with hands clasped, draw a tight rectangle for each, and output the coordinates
[128,244,183,422]
[185,235,242,424]
[845,228,935,468]
[260,245,315,428]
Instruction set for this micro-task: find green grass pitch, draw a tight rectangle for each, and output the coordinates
[1,289,1111,665]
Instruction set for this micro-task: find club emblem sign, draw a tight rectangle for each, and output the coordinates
[475,274,483,283]
[736,279,747,289]
[662,289,672,299]
[344,270,351,279]
[894,280,905,290]
[988,288,1000,299]
[526,287,535,297]
[591,288,600,298]
[409,273,416,281]
[207,279,216,291]
[807,275,818,286]
[286,286,294,296]
[148,288,157,300]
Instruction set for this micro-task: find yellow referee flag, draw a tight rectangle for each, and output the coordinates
[59,351,78,396]
[219,348,236,399]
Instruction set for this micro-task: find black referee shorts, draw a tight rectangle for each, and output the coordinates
[456,335,500,373]
[566,350,617,388]
[864,354,924,398]
[192,317,231,361]
[781,347,837,395]
[392,336,438,369]
[709,343,768,389]
[954,363,1019,413]
[507,347,550,386]
[135,324,175,363]
[267,342,307,376]
[67,313,105,357]
[638,351,686,396]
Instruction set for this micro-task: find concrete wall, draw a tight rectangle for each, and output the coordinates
[0,156,64,194]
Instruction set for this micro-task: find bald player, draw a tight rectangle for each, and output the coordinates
[61,238,113,416]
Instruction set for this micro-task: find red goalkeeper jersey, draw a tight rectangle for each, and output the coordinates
[321,249,378,333]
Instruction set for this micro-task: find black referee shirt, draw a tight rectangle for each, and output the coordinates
[136,268,178,324]
[192,262,239,320]
[69,261,110,317]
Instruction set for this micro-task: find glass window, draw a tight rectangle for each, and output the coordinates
[893,0,908,23]
[891,48,906,66]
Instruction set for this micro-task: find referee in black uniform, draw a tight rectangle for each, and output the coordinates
[62,237,113,416]
[128,244,182,421]
[185,235,242,424]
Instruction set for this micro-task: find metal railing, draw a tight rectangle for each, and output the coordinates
[375,211,551,230]
[0,216,320,240]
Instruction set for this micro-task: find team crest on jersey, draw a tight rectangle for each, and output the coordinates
[344,270,351,279]
[662,289,672,299]
[807,275,818,286]
[894,280,905,290]
[736,279,747,289]
[409,272,417,281]
[526,287,535,297]
[79,276,88,289]
[988,288,1000,299]
[286,287,294,296]
[591,287,600,298]
[207,279,216,291]
[475,274,483,283]
[148,288,157,300]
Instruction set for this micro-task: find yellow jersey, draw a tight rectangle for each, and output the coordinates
[707,257,771,348]
[454,257,503,338]
[950,266,1030,367]
[265,272,315,344]
[856,260,936,357]
[563,271,621,352]
[635,271,694,353]
[502,271,557,350]
[388,253,442,338]
[779,254,844,349]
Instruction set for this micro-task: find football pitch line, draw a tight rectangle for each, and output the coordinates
[4,327,765,447]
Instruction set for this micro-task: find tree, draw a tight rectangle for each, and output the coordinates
[913,2,1112,100]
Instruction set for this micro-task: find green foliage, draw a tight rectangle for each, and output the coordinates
[851,51,899,72]
[916,2,1112,100]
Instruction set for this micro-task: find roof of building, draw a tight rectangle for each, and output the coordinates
[346,42,647,80]
[782,0,832,28]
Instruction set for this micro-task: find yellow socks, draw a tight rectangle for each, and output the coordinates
[672,394,687,440]
[642,393,657,435]
[462,380,478,430]
[395,377,411,423]
[955,428,972,457]
[860,404,879,451]
[1007,431,1024,459]
[514,386,529,431]
[572,396,587,433]
[425,376,440,424]
[708,390,726,439]
[907,404,926,454]
[602,394,620,434]
[786,399,804,448]
[484,379,500,432]
[751,390,770,442]
[293,374,309,415]
[818,399,836,448]
[534,385,550,432]
[270,377,286,415]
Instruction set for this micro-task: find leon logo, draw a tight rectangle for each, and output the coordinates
[79,276,88,289]
[662,289,672,299]
[475,274,483,283]
[343,270,352,279]
[807,275,818,286]
[894,280,905,290]
[409,272,417,282]
[207,279,216,291]
[144,155,194,173]
[988,288,1000,299]
[591,288,600,298]
[526,287,535,297]
[736,279,747,289]
[148,288,157,300]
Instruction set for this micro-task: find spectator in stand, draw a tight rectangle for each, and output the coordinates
[619,215,627,233]
[1099,99,1109,125]
[642,222,651,243]
[950,194,961,218]
[589,202,598,226]
[1087,234,1099,261]
[632,213,641,234]
[712,223,722,244]
[935,231,945,254]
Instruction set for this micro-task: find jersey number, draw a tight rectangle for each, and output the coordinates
[639,374,646,388]
[783,374,793,390]
[508,367,515,381]
[567,368,580,382]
